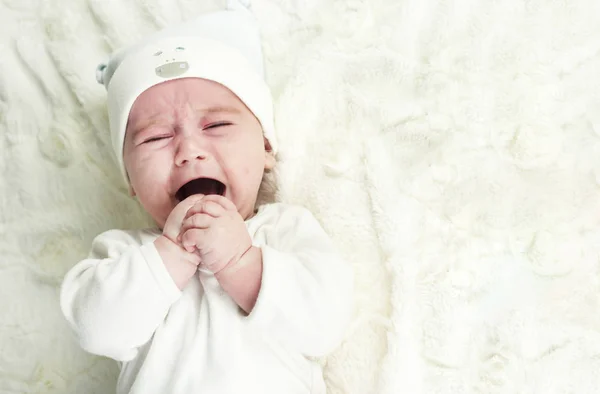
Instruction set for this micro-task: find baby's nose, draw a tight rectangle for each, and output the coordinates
[174,136,209,166]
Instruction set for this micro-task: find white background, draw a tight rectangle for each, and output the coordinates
[1,0,600,393]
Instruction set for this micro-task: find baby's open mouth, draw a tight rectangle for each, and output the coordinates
[175,178,226,201]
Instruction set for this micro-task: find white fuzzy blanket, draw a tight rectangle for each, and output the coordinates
[2,0,600,393]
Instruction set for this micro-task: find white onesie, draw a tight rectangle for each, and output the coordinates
[60,203,353,394]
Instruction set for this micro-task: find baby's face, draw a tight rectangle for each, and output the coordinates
[123,78,275,228]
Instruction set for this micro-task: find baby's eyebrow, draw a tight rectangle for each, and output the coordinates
[128,117,169,138]
[198,106,241,116]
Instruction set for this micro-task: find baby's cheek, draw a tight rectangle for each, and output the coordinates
[123,153,142,181]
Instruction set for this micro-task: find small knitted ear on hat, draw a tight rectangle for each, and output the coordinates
[96,63,107,85]
[96,46,130,89]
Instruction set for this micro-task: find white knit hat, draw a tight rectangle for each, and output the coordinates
[96,0,276,185]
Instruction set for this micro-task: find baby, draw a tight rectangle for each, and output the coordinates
[60,2,353,394]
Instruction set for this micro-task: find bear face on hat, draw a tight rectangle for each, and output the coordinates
[154,46,190,79]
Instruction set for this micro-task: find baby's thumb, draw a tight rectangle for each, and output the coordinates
[163,194,205,237]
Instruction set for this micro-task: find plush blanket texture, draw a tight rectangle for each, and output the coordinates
[1,0,600,393]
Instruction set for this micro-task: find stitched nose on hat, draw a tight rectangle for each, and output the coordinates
[156,61,189,78]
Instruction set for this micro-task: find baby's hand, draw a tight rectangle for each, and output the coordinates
[162,194,206,245]
[179,195,252,274]
[154,195,205,289]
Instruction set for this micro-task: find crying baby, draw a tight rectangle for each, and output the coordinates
[59,3,353,394]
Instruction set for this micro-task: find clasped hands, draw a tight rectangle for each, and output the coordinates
[162,194,252,274]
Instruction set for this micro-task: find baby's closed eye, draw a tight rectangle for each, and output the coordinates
[143,135,170,143]
[204,121,233,130]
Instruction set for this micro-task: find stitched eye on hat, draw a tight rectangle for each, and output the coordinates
[153,50,163,56]
[175,47,185,51]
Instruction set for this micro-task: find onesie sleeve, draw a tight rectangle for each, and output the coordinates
[60,229,182,362]
[246,206,354,358]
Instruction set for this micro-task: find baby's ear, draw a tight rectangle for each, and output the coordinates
[264,138,276,170]
[264,137,273,152]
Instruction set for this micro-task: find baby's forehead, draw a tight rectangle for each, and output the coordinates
[171,77,201,88]
[127,79,246,126]
[133,78,240,109]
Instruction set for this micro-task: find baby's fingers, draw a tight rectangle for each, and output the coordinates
[181,212,213,231]
[180,228,207,253]
[200,194,238,212]
[184,200,225,220]
[163,194,204,240]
